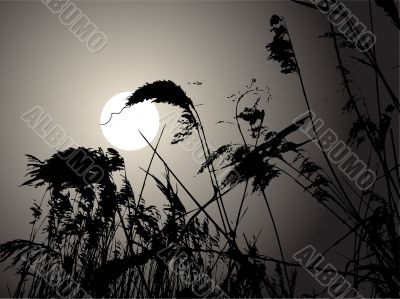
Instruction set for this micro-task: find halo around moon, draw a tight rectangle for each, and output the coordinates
[100,91,160,151]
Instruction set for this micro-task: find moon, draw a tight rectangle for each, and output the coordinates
[100,91,160,151]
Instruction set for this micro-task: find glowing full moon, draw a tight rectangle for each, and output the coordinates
[100,92,160,151]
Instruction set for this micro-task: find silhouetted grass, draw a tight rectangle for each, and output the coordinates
[1,2,398,297]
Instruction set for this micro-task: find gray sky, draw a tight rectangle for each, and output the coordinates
[0,0,398,296]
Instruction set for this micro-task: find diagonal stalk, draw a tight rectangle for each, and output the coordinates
[138,130,230,242]
[192,108,233,235]
[261,189,292,295]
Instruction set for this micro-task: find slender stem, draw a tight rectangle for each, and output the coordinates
[138,125,166,201]
[328,22,400,199]
[234,85,256,149]
[261,189,291,295]
[234,180,249,233]
[194,124,230,235]
[116,205,152,296]
[298,69,357,214]
[138,130,230,241]
[193,108,233,234]
[232,81,258,234]
[180,184,237,238]
[390,129,400,183]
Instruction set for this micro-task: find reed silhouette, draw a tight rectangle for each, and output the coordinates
[1,1,399,297]
[0,78,304,298]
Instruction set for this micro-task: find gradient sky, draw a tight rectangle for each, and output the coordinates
[0,0,398,296]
